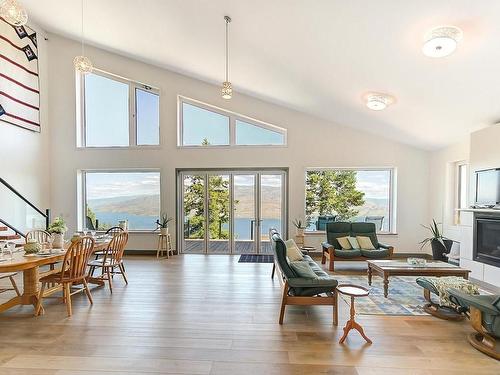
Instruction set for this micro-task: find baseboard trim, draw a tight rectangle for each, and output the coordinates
[124,250,158,256]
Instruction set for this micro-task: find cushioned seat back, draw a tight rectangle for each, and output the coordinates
[351,222,379,248]
[271,232,297,279]
[325,222,351,249]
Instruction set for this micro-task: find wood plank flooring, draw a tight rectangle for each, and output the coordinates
[0,255,498,374]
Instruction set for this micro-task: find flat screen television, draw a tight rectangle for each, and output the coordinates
[475,168,500,206]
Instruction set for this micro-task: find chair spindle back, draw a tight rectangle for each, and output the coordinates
[103,232,128,266]
[26,230,52,244]
[60,236,95,282]
[105,226,125,237]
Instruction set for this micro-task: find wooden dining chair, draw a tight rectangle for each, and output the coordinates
[0,273,21,297]
[35,236,95,317]
[93,226,124,261]
[26,229,52,244]
[88,232,128,293]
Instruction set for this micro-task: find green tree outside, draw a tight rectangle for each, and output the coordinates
[306,170,365,222]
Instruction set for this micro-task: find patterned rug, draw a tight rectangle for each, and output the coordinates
[238,254,274,263]
[334,274,429,316]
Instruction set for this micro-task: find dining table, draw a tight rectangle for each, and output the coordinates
[0,237,111,314]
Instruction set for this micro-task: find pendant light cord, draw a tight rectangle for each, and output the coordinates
[225,17,229,82]
[81,0,85,56]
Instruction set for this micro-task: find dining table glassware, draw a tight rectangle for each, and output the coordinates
[5,242,15,260]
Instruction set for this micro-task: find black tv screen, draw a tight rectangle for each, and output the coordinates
[475,169,500,205]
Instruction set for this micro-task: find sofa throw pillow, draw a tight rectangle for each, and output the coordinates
[356,236,376,250]
[347,236,360,249]
[285,239,304,261]
[290,261,318,279]
[337,236,352,250]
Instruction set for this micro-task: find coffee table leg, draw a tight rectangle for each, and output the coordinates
[367,265,372,286]
[383,275,389,298]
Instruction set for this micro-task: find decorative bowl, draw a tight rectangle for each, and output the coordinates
[407,257,427,267]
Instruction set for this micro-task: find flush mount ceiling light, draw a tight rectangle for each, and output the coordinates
[422,26,463,58]
[0,0,28,26]
[365,93,394,111]
[221,15,233,99]
[73,0,93,74]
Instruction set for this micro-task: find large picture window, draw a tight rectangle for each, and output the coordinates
[78,70,159,147]
[83,171,160,231]
[178,97,286,147]
[305,168,395,233]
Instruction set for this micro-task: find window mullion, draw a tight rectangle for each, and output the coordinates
[230,115,236,146]
[130,84,136,146]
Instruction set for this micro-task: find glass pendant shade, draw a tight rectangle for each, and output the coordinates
[221,81,233,100]
[73,55,93,74]
[0,0,28,26]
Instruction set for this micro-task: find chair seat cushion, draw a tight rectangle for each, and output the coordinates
[334,249,361,258]
[360,249,390,258]
[416,277,440,295]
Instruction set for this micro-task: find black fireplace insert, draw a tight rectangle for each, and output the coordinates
[474,213,500,268]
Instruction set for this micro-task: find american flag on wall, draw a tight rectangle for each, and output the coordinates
[0,17,40,132]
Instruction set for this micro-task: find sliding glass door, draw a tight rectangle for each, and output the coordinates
[179,170,286,254]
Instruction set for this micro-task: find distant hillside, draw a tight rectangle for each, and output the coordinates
[88,194,160,216]
[234,185,281,218]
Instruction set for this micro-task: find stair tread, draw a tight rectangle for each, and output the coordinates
[0,234,22,240]
[0,226,7,231]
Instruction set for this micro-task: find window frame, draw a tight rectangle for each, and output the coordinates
[80,169,162,233]
[177,96,287,148]
[76,69,160,149]
[304,167,397,235]
[454,161,468,225]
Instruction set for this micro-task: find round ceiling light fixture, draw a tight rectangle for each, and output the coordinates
[422,26,463,58]
[365,93,393,111]
[0,0,28,26]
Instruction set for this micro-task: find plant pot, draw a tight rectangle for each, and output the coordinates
[296,228,304,236]
[52,233,65,249]
[118,220,128,231]
[160,227,168,235]
[430,239,453,261]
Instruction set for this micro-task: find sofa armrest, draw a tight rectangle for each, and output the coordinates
[378,242,394,256]
[288,276,338,288]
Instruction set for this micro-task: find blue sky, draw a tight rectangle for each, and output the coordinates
[86,172,160,200]
[85,73,159,146]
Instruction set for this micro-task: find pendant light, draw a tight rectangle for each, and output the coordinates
[221,16,232,99]
[73,0,93,74]
[0,0,28,26]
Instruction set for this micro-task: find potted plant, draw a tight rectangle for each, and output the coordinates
[420,219,453,261]
[47,217,68,249]
[155,214,173,235]
[292,218,307,236]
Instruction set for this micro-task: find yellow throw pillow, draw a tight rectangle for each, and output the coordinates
[337,236,352,250]
[356,236,375,250]
[285,239,304,261]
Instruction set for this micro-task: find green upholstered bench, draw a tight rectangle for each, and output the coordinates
[321,222,393,271]
[270,230,338,325]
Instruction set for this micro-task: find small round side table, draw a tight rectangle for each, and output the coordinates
[337,284,372,344]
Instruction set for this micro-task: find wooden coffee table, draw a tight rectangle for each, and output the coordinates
[366,260,470,298]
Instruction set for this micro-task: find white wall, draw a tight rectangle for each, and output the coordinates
[46,33,430,253]
[0,22,51,229]
[429,126,500,286]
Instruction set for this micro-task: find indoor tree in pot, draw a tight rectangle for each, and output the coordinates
[155,214,173,235]
[292,218,308,236]
[47,217,68,249]
[420,219,453,261]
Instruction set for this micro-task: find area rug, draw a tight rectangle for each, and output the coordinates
[238,254,274,263]
[333,274,429,316]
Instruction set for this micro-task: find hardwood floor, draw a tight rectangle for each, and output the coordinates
[0,255,498,374]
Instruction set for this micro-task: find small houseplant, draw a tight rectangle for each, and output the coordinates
[47,217,68,249]
[155,214,173,235]
[420,219,453,261]
[292,218,307,236]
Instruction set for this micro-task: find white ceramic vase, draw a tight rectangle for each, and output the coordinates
[52,233,64,249]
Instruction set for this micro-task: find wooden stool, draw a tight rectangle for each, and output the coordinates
[337,284,372,344]
[157,234,174,259]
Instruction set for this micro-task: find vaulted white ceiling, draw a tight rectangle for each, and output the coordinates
[22,0,500,149]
